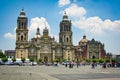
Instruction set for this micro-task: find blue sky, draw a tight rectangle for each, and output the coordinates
[0,0,120,54]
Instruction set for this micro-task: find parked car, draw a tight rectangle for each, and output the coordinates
[62,61,71,65]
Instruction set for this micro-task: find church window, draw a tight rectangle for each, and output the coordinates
[21,35,23,41]
[66,25,68,31]
[22,22,24,29]
[64,26,66,31]
[66,37,69,42]
[24,23,26,29]
[18,22,20,29]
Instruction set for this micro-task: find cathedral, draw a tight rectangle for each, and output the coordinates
[15,9,74,62]
[15,9,106,63]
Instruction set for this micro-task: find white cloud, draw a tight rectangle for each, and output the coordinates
[73,17,120,34]
[29,17,50,38]
[29,17,59,42]
[62,4,86,18]
[58,0,71,7]
[61,4,120,34]
[4,33,15,39]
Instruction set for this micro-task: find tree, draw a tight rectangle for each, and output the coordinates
[106,59,110,62]
[2,57,8,62]
[99,59,104,63]
[54,58,59,62]
[0,52,6,58]
[62,59,66,62]
[112,58,117,63]
[72,59,75,62]
[38,58,42,63]
[85,59,90,63]
[92,59,98,63]
[21,57,26,63]
[30,58,34,62]
[12,58,16,62]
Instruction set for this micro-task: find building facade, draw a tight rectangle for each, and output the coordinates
[5,50,15,58]
[74,35,106,61]
[15,9,106,62]
[15,9,28,59]
[15,9,74,62]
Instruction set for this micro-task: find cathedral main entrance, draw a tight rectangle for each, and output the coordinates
[44,56,48,63]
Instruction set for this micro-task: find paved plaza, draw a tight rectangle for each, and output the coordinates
[0,65,120,80]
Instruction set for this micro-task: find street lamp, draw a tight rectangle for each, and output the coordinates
[110,53,112,64]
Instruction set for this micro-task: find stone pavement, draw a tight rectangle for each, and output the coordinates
[0,65,120,80]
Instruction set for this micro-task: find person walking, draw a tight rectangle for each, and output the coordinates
[77,61,79,68]
[91,61,95,69]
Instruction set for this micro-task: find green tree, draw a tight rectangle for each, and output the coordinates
[99,59,104,63]
[21,57,26,63]
[112,58,117,63]
[106,59,110,62]
[0,52,6,58]
[72,59,75,62]
[54,58,59,62]
[2,57,8,62]
[30,58,34,62]
[12,58,16,62]
[92,59,98,63]
[62,59,66,62]
[38,58,42,63]
[85,59,90,63]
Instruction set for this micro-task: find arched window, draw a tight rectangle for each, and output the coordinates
[66,37,69,42]
[21,35,23,41]
[22,22,24,29]
[24,33,26,40]
[24,23,26,29]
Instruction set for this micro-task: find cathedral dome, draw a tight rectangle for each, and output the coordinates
[34,27,41,38]
[80,35,88,45]
[34,34,40,38]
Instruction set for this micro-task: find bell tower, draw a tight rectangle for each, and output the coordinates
[59,12,72,46]
[15,9,28,59]
[59,12,74,61]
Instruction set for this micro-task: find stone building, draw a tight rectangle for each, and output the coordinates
[15,9,105,62]
[15,9,28,59]
[15,9,74,62]
[5,50,15,58]
[74,35,106,61]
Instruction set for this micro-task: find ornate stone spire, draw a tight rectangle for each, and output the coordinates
[36,26,40,35]
[63,11,68,20]
[20,8,26,17]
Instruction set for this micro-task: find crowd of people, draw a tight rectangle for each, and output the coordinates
[59,60,120,69]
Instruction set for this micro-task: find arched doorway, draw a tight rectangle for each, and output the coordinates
[92,55,96,59]
[44,56,48,63]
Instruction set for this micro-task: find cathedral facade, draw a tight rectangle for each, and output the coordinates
[15,9,106,62]
[15,9,74,62]
[74,35,106,61]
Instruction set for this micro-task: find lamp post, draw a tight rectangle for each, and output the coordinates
[110,53,112,64]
